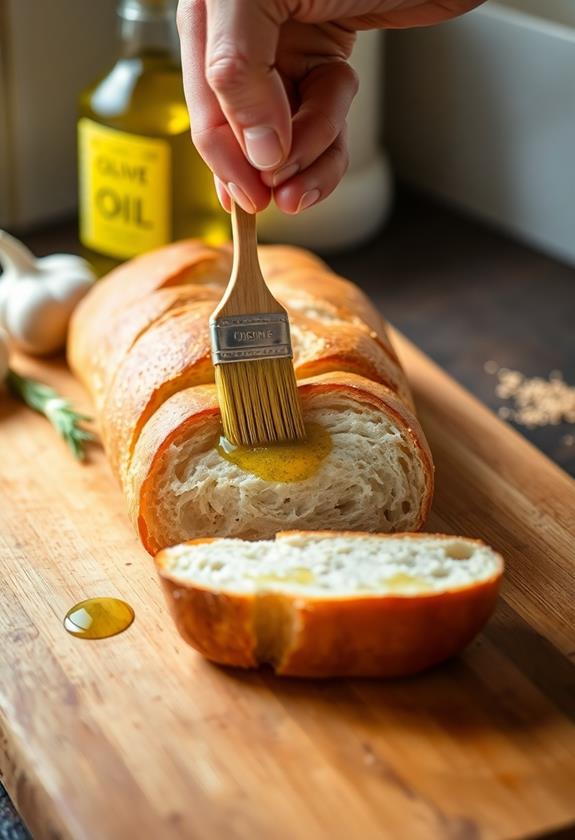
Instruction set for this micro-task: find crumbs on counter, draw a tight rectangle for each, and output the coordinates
[484,362,575,429]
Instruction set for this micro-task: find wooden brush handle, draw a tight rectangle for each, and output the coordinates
[214,203,283,318]
[231,203,259,279]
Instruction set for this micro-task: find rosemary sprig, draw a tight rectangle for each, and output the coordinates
[6,370,95,460]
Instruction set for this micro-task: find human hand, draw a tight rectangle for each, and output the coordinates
[177,1,484,214]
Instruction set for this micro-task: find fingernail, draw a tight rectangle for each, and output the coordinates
[272,163,299,187]
[244,126,283,170]
[296,189,320,212]
[214,177,231,211]
[227,182,256,213]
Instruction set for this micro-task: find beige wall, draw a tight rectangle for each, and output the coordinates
[385,0,575,265]
[0,0,118,230]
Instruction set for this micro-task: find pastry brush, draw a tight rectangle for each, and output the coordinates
[210,202,305,447]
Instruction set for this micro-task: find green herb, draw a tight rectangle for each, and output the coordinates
[6,370,95,460]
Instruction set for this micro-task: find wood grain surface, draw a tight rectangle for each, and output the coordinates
[1,332,574,840]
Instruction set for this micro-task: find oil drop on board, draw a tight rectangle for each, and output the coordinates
[78,0,229,276]
[64,597,135,640]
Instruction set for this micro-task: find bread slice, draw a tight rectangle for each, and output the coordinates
[128,373,434,554]
[156,531,503,678]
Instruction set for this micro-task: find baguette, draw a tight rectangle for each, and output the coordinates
[68,241,434,554]
[156,532,503,677]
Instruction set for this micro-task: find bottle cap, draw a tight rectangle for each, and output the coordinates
[118,0,177,21]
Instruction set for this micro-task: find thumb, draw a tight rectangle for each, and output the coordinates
[204,0,292,171]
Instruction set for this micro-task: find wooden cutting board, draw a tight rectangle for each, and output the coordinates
[1,331,574,840]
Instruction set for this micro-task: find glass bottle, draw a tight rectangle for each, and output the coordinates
[78,0,228,275]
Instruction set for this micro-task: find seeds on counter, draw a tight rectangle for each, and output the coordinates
[485,362,575,429]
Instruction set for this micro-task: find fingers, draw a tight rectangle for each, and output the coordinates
[204,0,292,171]
[214,176,231,212]
[192,122,269,212]
[368,1,487,29]
[177,0,270,212]
[260,58,357,214]
[274,129,350,214]
[261,60,358,189]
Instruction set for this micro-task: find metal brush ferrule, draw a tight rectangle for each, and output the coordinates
[210,313,293,364]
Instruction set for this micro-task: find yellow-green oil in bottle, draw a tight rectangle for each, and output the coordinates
[78,0,229,276]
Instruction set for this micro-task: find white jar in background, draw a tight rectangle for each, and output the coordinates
[258,30,392,253]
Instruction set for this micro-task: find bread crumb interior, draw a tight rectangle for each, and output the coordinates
[161,535,500,597]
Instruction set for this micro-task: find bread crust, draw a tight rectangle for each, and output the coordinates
[160,577,259,670]
[269,270,399,363]
[156,533,503,678]
[68,241,230,394]
[81,287,222,412]
[277,575,499,677]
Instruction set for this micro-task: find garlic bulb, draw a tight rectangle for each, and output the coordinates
[0,230,95,355]
[0,327,9,382]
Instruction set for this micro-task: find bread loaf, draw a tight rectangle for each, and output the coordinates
[68,241,434,554]
[156,532,503,677]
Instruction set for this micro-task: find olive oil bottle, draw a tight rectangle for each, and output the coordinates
[78,0,228,275]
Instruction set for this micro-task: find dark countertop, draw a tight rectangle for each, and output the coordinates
[329,189,575,478]
[2,187,574,838]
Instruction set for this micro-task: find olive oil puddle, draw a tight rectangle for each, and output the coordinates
[217,422,332,482]
[64,597,135,639]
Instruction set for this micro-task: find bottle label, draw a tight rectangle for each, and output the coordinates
[78,118,171,259]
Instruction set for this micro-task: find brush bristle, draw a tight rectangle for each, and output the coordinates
[215,358,306,447]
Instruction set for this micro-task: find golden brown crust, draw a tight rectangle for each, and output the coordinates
[277,578,500,677]
[84,287,221,412]
[67,241,230,392]
[159,577,258,669]
[155,533,503,678]
[156,535,258,668]
[290,314,413,407]
[269,268,398,363]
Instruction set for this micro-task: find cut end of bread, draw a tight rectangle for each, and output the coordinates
[138,376,433,552]
[157,532,503,678]
[159,533,501,597]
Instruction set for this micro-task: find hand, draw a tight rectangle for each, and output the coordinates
[177,1,484,214]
